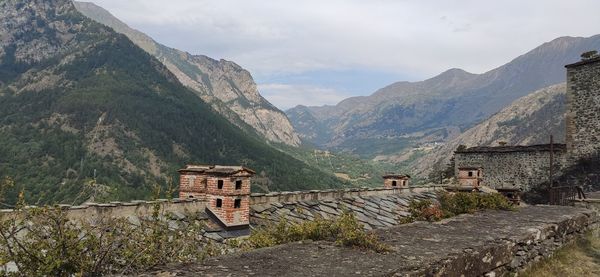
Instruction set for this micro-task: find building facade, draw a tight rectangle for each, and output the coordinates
[179,165,255,229]
[565,56,600,161]
[454,145,567,190]
[457,167,483,188]
[383,174,410,188]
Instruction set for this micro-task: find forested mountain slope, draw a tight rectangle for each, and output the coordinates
[74,1,300,146]
[0,0,342,204]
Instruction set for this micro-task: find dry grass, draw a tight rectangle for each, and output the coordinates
[521,230,600,277]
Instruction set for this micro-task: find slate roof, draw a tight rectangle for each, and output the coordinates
[456,144,567,154]
[565,56,600,68]
[382,174,410,179]
[178,165,256,175]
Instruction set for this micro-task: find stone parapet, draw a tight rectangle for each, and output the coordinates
[0,198,208,222]
[140,206,599,276]
[0,187,444,224]
[250,186,445,206]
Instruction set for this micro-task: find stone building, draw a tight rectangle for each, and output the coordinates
[455,145,567,190]
[454,55,600,192]
[565,56,600,161]
[457,167,483,188]
[382,174,410,188]
[179,165,255,229]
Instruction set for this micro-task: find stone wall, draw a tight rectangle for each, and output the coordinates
[37,199,207,222]
[251,189,441,230]
[0,187,445,243]
[566,57,600,161]
[141,206,599,277]
[455,147,568,191]
[250,186,443,206]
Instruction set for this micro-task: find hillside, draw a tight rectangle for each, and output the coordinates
[0,0,342,204]
[413,83,566,179]
[73,1,300,146]
[287,36,600,159]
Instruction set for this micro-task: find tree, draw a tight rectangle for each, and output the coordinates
[581,50,599,60]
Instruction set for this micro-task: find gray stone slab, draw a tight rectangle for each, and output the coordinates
[143,206,596,277]
[204,232,224,242]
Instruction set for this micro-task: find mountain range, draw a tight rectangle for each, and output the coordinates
[0,0,341,204]
[413,83,567,179]
[73,1,300,147]
[287,35,600,160]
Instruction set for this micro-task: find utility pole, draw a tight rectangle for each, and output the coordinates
[549,135,554,204]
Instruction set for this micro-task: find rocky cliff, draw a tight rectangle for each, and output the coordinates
[74,1,300,146]
[413,83,566,177]
[287,36,600,158]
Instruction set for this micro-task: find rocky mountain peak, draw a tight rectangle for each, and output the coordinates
[74,1,301,146]
[287,35,600,158]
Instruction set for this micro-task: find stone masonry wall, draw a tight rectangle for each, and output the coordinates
[143,206,599,277]
[251,189,441,230]
[455,150,568,191]
[566,57,600,161]
[0,187,443,231]
[250,186,443,206]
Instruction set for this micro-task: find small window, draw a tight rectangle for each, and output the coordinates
[234,199,242,209]
[392,181,397,187]
[477,171,480,177]
[217,180,224,189]
[235,180,242,190]
[402,180,406,186]
[468,171,473,177]
[216,198,222,208]
[188,195,194,199]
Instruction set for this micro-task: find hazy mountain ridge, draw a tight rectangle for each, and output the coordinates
[413,83,567,177]
[74,1,301,146]
[288,35,600,157]
[0,0,341,203]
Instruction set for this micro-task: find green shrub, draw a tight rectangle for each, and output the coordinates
[401,199,443,223]
[402,192,515,223]
[241,211,389,253]
[0,201,224,276]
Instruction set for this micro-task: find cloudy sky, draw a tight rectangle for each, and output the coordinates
[89,0,600,110]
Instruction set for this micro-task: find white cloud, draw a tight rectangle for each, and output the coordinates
[87,0,600,107]
[259,84,349,110]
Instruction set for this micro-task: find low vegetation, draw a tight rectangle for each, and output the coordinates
[521,231,600,277]
[239,211,389,253]
[402,192,515,223]
[0,188,225,276]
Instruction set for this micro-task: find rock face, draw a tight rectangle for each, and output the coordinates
[287,36,600,158]
[139,206,598,277]
[414,83,567,177]
[74,1,300,146]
